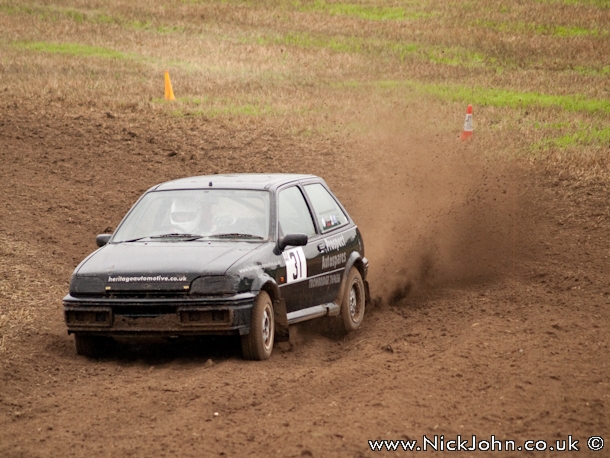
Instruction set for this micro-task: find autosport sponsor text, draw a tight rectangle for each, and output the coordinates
[107,275,188,283]
[324,234,346,252]
[368,434,603,452]
[321,252,346,270]
[309,273,341,289]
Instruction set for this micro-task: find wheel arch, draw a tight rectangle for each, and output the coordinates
[335,252,370,306]
[252,274,289,342]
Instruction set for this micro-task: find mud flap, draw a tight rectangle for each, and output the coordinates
[273,298,290,342]
[364,280,371,305]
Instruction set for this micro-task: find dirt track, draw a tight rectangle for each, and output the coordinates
[1,98,609,457]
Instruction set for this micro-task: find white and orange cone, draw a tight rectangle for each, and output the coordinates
[164,70,175,101]
[460,104,473,141]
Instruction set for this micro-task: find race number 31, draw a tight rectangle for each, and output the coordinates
[282,247,307,284]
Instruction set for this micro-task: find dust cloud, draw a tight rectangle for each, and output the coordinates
[347,117,521,305]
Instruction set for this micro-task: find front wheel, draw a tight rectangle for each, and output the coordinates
[341,268,365,332]
[241,291,274,360]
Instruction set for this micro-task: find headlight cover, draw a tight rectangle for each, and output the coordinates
[69,276,106,296]
[190,275,241,296]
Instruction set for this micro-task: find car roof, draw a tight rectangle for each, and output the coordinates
[153,174,320,192]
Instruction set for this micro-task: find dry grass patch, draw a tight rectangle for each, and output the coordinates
[1,0,609,178]
[15,41,131,59]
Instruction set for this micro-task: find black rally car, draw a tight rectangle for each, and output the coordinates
[64,174,369,360]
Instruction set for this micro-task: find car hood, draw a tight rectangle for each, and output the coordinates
[74,241,265,291]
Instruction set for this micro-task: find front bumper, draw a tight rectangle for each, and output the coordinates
[63,293,255,336]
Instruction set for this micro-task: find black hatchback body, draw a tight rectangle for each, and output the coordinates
[63,174,369,359]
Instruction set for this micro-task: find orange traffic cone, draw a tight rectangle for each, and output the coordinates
[460,104,473,140]
[164,70,175,101]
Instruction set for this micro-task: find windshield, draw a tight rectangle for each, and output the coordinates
[112,189,270,242]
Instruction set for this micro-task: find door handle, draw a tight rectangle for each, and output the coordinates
[317,242,326,253]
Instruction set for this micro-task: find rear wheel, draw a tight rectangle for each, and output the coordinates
[74,334,114,358]
[241,291,274,360]
[341,268,365,332]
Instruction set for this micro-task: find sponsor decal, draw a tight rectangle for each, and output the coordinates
[321,252,346,270]
[309,273,341,289]
[107,275,187,283]
[323,234,346,253]
[282,247,307,284]
[320,214,341,230]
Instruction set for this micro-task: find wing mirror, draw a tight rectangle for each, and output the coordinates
[278,234,308,251]
[96,234,112,247]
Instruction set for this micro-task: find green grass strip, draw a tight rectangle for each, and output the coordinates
[254,31,487,67]
[179,0,433,21]
[300,0,433,21]
[0,3,114,24]
[536,126,610,149]
[474,19,607,38]
[408,82,610,114]
[15,41,129,59]
[534,0,610,9]
[338,79,610,114]
[574,66,610,77]
[0,4,185,35]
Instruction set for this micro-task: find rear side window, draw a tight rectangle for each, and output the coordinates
[278,186,316,237]
[304,183,348,233]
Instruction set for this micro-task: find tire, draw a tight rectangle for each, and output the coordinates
[74,334,113,358]
[241,291,274,360]
[341,268,365,332]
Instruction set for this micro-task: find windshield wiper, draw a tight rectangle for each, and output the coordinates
[210,233,264,239]
[150,233,204,240]
[121,237,148,243]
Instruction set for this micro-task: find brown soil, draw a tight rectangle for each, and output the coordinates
[1,99,608,457]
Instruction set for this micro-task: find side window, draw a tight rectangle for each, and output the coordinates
[278,186,316,237]
[304,183,348,233]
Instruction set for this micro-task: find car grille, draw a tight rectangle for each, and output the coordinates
[111,304,178,316]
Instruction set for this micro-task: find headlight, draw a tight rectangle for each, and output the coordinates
[190,275,240,295]
[70,276,105,295]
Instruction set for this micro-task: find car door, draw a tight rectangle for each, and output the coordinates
[276,185,319,313]
[302,182,353,305]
